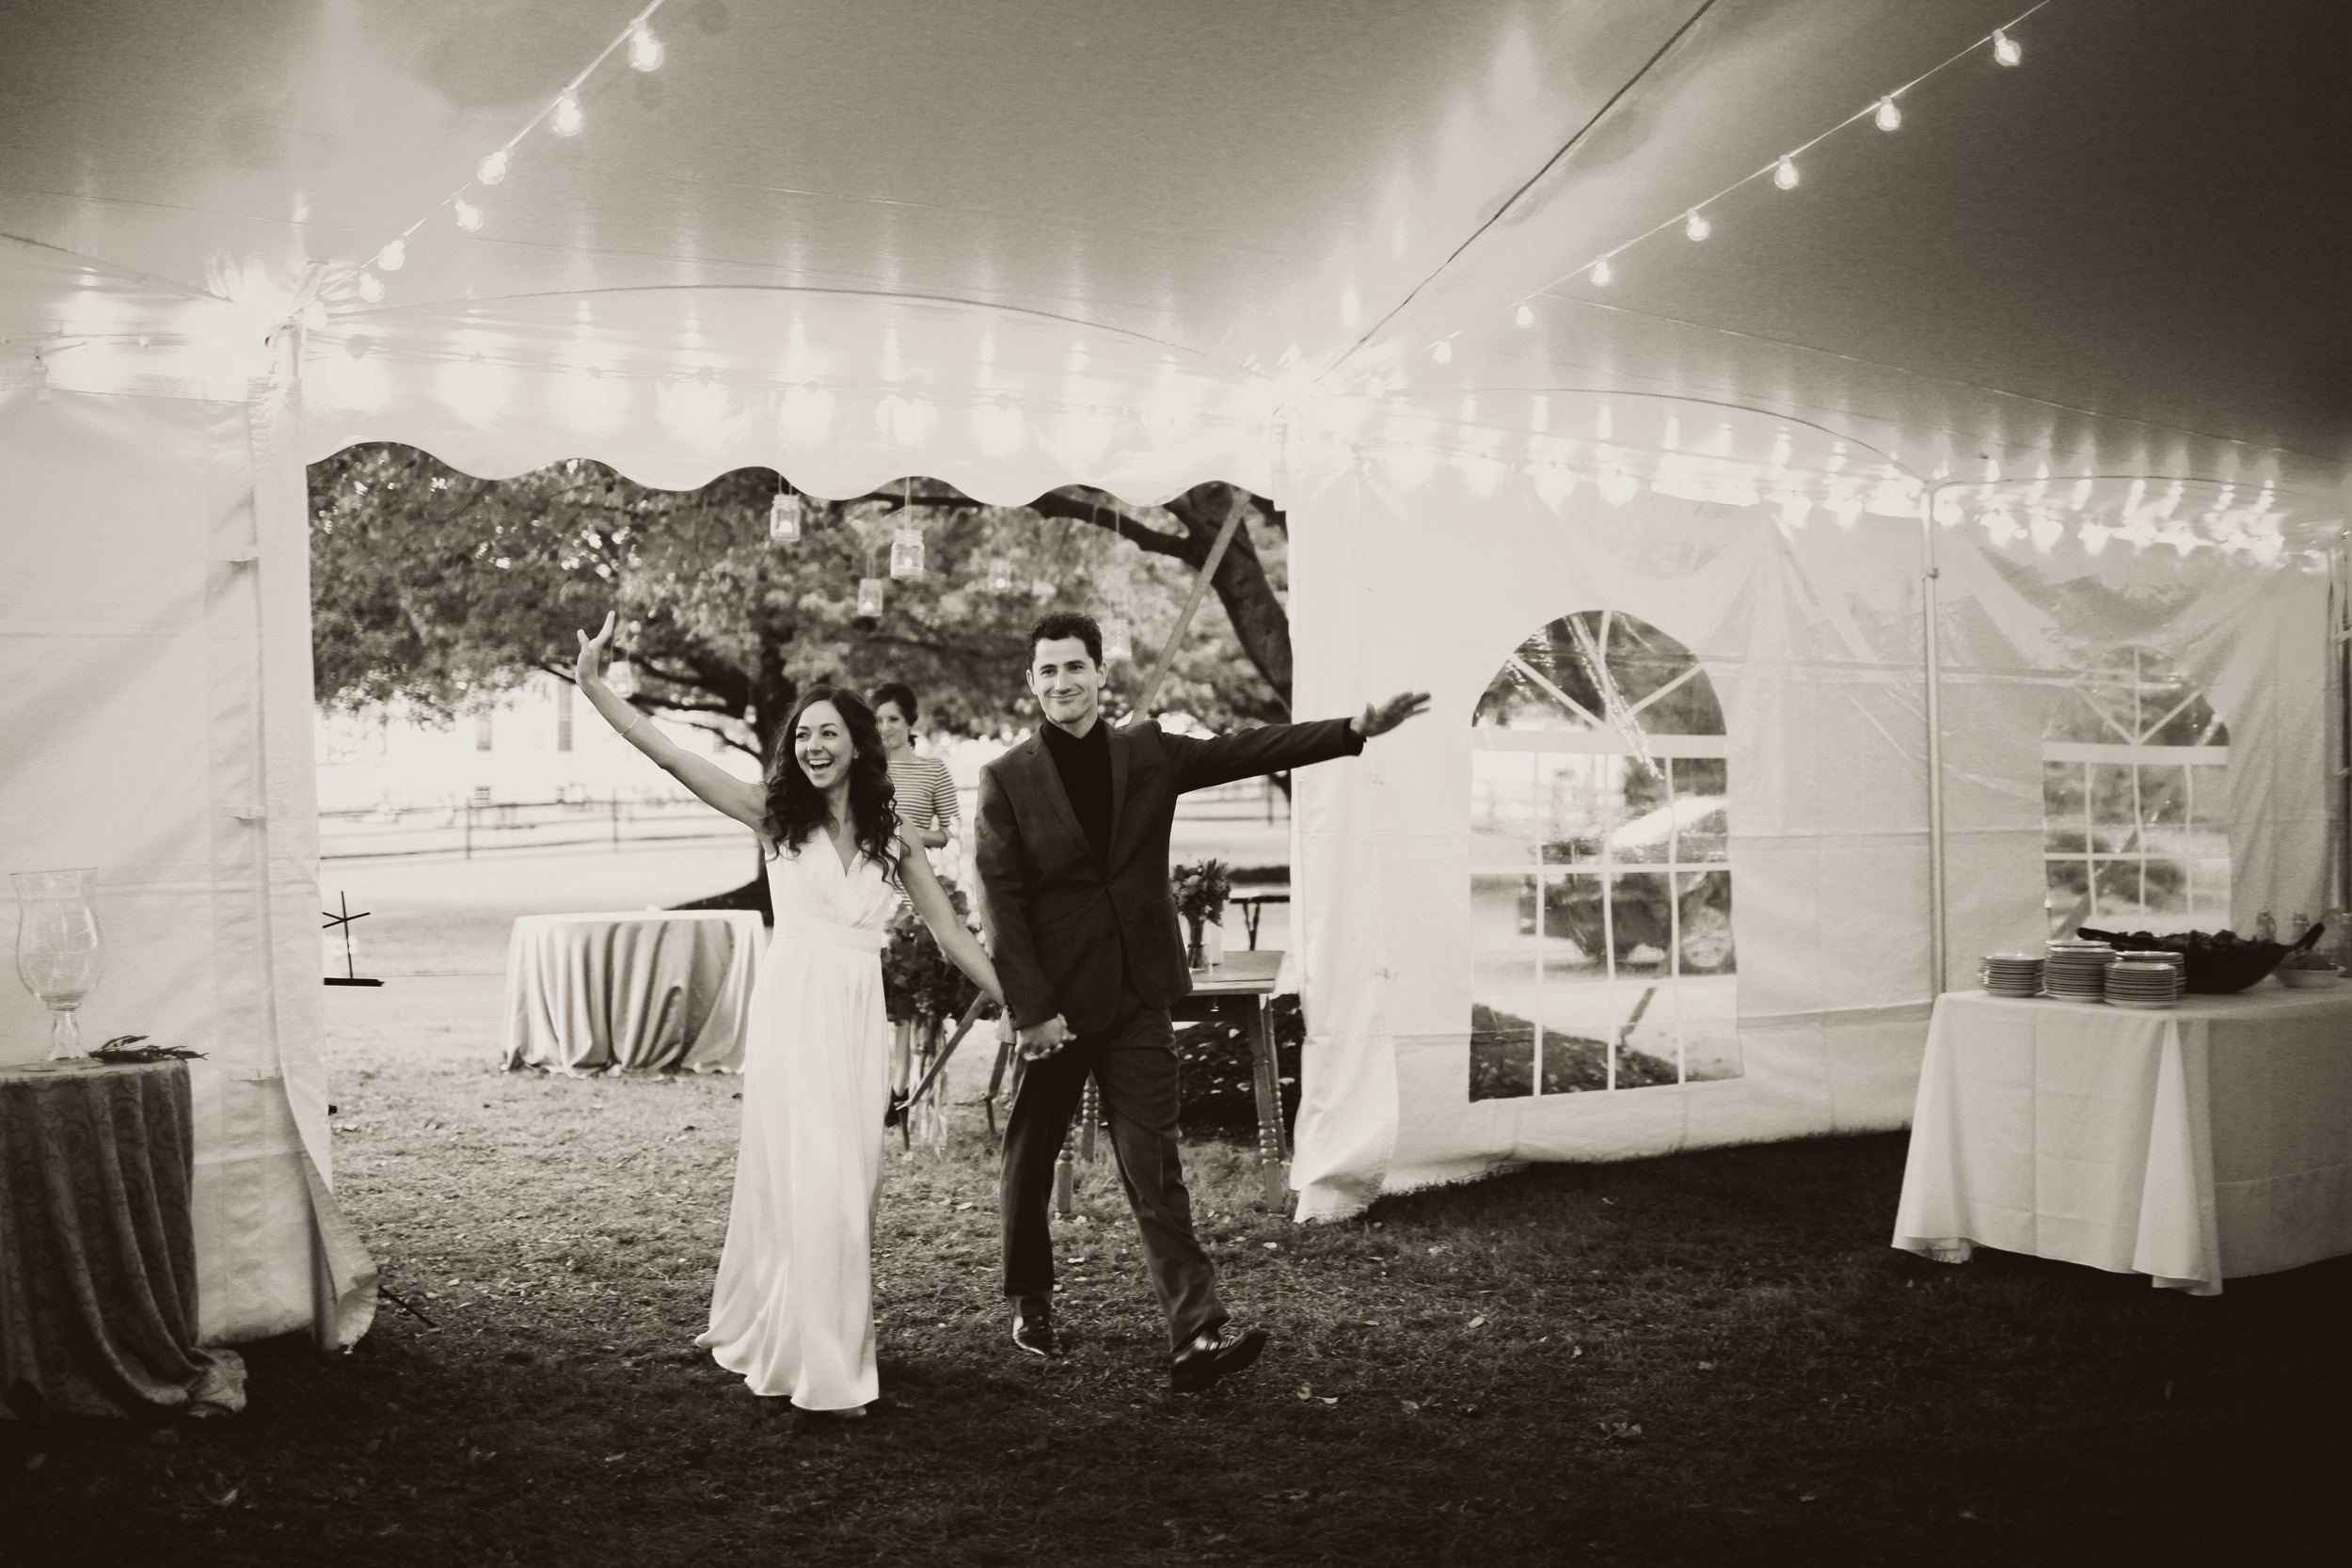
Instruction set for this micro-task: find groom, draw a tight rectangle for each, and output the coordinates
[974,610,1428,1391]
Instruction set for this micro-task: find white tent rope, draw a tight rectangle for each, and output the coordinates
[1135,489,1251,715]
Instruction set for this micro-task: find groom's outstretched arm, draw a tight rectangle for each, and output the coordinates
[1166,692,1430,794]
[974,768,1058,1030]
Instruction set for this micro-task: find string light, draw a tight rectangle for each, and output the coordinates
[1514,303,1534,327]
[1590,258,1613,286]
[551,92,584,136]
[454,200,484,232]
[628,22,665,71]
[1493,5,2047,336]
[376,240,405,271]
[358,272,384,303]
[478,150,509,185]
[301,300,329,331]
[1431,340,1453,364]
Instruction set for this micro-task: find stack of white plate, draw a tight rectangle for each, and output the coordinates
[2043,940,2116,1002]
[1979,953,2045,997]
[2106,954,2183,1009]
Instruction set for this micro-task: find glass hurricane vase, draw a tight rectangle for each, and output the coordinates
[13,868,104,1060]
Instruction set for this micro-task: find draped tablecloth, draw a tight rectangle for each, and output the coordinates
[1894,984,2352,1294]
[0,1057,245,1419]
[502,911,765,1074]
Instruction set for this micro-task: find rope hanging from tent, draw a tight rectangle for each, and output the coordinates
[1135,489,1252,716]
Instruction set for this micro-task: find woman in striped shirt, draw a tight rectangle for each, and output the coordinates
[871,682,959,850]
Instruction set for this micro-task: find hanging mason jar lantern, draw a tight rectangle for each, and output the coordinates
[1102,614,1134,663]
[857,577,887,619]
[889,523,925,579]
[768,490,803,543]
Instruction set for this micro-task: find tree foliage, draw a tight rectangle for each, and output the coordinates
[309,445,1294,764]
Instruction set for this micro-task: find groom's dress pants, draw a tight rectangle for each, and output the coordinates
[1000,980,1223,1351]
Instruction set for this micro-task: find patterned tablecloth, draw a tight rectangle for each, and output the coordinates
[0,1056,245,1419]
[502,910,766,1074]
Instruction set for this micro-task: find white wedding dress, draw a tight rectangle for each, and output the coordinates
[696,835,902,1410]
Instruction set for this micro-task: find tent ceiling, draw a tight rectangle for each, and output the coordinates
[3,0,2345,492]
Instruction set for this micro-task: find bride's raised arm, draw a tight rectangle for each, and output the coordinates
[573,611,766,833]
[895,840,1005,1007]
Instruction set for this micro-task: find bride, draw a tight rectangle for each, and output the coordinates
[574,612,1002,1416]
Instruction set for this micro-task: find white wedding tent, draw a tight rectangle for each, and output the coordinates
[4,0,2346,1342]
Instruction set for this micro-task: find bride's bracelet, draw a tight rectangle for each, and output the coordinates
[619,710,647,742]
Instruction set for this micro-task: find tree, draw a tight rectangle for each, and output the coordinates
[309,446,1295,765]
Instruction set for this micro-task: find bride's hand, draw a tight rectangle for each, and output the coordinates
[575,610,617,688]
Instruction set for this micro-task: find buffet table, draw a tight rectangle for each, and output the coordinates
[1894,982,2352,1293]
[0,1057,244,1418]
[502,911,765,1074]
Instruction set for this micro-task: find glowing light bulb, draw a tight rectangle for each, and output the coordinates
[1431,340,1452,365]
[628,23,664,71]
[1515,303,1534,328]
[1684,210,1710,242]
[376,239,405,271]
[551,92,583,137]
[1875,97,1902,132]
[1774,156,1800,190]
[477,150,508,185]
[856,578,886,621]
[454,200,483,232]
[357,272,384,303]
[301,300,329,332]
[1993,28,2021,66]
[1590,258,1613,286]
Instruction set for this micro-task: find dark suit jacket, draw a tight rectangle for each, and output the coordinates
[975,717,1361,1035]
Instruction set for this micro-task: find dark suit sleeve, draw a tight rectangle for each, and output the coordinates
[974,765,1058,1029]
[1163,717,1365,794]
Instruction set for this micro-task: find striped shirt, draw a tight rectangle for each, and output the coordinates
[886,752,960,834]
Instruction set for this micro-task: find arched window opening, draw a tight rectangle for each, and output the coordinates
[2042,646,2230,938]
[1468,610,1737,1101]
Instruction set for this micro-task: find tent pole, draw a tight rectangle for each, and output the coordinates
[2336,537,2351,927]
[1920,484,1948,998]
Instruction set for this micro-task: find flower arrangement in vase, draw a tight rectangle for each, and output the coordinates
[1171,858,1232,971]
[882,876,982,1148]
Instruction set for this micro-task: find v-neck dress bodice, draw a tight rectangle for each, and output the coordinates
[695,836,907,1411]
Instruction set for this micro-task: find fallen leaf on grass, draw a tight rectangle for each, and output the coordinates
[1320,1397,1340,1406]
[603,1453,627,1464]
[1466,1316,1486,1330]
[215,1488,240,1507]
[1400,1400,1420,1416]
[1696,1361,1715,1370]
[24,1454,45,1471]
[1598,1422,1642,1445]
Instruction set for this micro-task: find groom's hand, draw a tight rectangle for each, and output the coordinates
[1352,690,1432,739]
[1016,1015,1072,1060]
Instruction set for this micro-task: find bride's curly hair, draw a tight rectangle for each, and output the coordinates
[765,686,901,876]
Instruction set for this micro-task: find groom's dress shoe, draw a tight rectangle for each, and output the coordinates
[1169,1324,1267,1392]
[1011,1297,1057,1357]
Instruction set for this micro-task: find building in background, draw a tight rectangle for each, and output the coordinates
[314,672,761,813]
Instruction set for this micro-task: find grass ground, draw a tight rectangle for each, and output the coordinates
[4,851,2342,1566]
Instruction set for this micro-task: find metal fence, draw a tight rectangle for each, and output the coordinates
[319,793,750,861]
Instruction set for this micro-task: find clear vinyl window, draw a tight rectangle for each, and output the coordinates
[1468,610,1738,1101]
[2042,646,2229,938]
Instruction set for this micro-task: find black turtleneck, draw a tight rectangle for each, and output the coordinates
[1040,719,1113,863]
